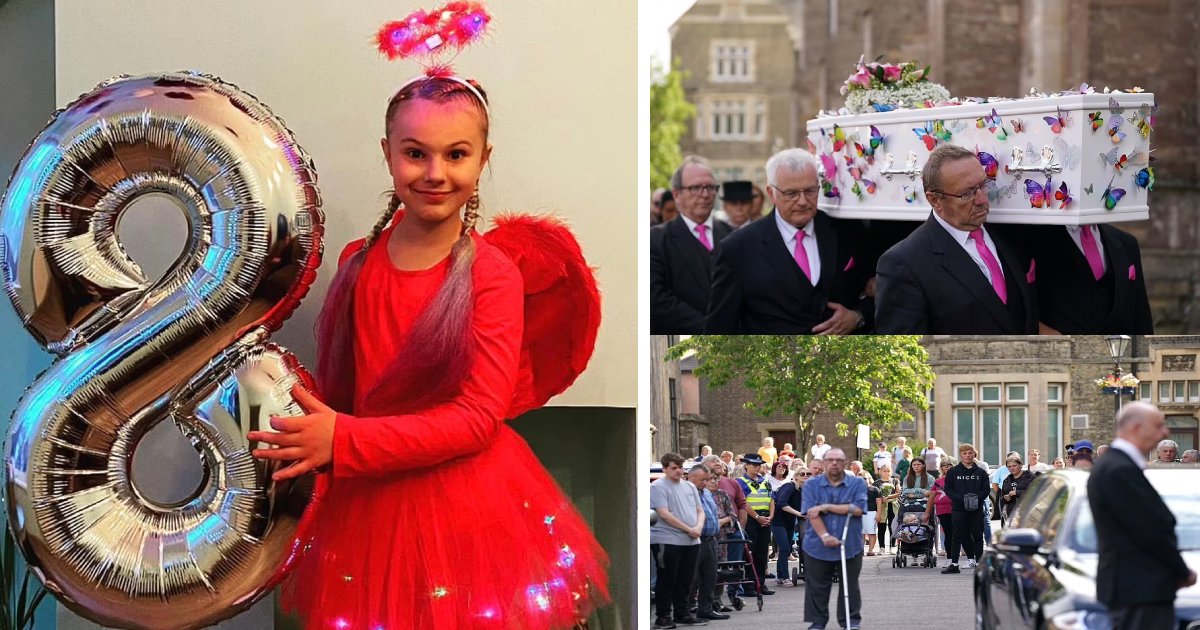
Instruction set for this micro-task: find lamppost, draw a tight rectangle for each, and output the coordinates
[1105,335,1133,416]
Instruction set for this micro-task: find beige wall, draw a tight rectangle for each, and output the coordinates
[54,0,636,408]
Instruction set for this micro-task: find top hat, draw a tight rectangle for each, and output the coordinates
[721,180,753,202]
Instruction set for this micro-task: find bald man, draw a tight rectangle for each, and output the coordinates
[1088,402,1196,629]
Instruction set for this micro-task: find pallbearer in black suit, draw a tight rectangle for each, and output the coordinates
[875,145,1037,334]
[705,149,871,334]
[1023,224,1153,334]
[1088,402,1196,630]
[650,156,733,334]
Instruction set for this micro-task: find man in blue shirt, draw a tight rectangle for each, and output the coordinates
[689,464,730,621]
[801,448,868,630]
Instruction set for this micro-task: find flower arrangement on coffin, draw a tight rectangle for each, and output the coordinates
[1094,373,1139,395]
[840,55,951,114]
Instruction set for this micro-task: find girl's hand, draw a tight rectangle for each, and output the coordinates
[248,385,336,481]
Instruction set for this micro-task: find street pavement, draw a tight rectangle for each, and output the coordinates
[654,549,976,629]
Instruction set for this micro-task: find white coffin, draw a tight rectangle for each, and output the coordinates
[805,93,1155,224]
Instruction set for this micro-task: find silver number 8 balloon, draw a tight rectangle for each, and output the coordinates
[0,72,323,629]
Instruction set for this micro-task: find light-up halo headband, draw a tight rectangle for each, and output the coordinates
[376,2,492,115]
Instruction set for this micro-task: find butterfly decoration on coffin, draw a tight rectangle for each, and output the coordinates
[1025,177,1054,208]
[986,177,1021,203]
[1052,137,1081,170]
[1106,97,1128,143]
[1053,181,1073,209]
[844,154,865,181]
[1010,118,1025,133]
[854,125,884,164]
[903,186,919,204]
[832,125,848,152]
[1043,107,1070,133]
[819,153,838,181]
[1088,111,1104,132]
[1100,147,1151,173]
[1128,102,1156,138]
[1135,167,1155,191]
[850,179,877,200]
[1101,175,1127,210]
[822,179,841,199]
[977,149,999,179]
[913,120,951,151]
[976,109,1009,141]
[1083,183,1095,195]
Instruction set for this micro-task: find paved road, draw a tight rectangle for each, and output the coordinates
[654,550,976,629]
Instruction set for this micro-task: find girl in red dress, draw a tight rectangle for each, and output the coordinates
[248,74,608,629]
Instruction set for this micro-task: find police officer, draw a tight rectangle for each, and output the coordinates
[736,454,776,596]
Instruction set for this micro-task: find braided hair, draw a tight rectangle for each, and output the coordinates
[315,76,491,412]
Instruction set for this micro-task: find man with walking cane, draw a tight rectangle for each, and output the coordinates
[801,448,867,630]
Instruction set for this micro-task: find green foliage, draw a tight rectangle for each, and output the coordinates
[665,336,934,457]
[650,57,696,191]
[1,525,48,630]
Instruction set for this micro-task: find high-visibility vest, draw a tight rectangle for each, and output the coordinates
[740,475,771,512]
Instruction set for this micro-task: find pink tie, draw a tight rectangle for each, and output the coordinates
[1079,227,1105,280]
[696,224,713,251]
[968,229,1007,304]
[794,231,812,283]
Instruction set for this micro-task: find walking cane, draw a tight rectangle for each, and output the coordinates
[838,513,852,628]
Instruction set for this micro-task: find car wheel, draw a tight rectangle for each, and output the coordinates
[974,582,993,630]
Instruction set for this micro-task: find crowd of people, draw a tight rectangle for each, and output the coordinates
[650,147,1155,335]
[649,432,1197,628]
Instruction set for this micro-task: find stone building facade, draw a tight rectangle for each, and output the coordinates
[669,0,1200,330]
[671,0,801,187]
[667,335,1200,465]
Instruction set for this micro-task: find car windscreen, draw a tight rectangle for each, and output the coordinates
[1069,493,1200,553]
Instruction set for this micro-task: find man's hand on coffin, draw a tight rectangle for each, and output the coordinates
[813,302,860,335]
[1038,322,1062,335]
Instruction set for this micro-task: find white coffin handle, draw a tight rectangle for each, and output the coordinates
[1006,144,1062,176]
[880,150,922,180]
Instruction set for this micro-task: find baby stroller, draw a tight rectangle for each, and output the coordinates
[891,498,936,568]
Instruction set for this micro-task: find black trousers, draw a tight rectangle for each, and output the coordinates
[744,516,771,592]
[950,508,984,562]
[691,536,718,614]
[803,551,862,628]
[1110,603,1175,630]
[652,543,699,619]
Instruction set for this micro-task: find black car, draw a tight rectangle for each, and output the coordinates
[974,468,1200,630]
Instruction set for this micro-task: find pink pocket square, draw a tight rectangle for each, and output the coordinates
[1026,258,1037,284]
[843,257,855,272]
[1129,265,1137,281]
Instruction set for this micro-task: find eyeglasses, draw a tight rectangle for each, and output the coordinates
[797,472,813,477]
[930,182,987,201]
[681,184,720,195]
[769,184,820,202]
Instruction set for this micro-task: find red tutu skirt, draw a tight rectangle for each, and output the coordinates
[281,425,609,629]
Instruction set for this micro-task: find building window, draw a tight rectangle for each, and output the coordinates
[1190,381,1199,403]
[1160,381,1171,402]
[710,40,755,82]
[954,383,1030,466]
[1047,406,1063,462]
[1174,381,1186,403]
[702,97,767,141]
[1047,383,1063,403]
[1140,381,1152,402]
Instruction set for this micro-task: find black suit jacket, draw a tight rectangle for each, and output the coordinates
[705,210,872,333]
[874,214,1037,334]
[650,215,733,334]
[1087,448,1190,608]
[1010,224,1153,334]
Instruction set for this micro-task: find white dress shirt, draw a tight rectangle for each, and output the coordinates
[1064,225,1107,273]
[774,211,821,285]
[1111,437,1148,470]
[932,212,1005,281]
[681,213,716,248]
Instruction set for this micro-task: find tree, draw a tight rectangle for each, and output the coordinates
[666,335,934,459]
[650,57,695,191]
